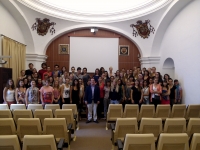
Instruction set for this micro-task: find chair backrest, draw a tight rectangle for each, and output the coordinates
[171,104,186,118]
[27,104,43,113]
[62,104,78,114]
[10,104,26,112]
[123,134,155,150]
[190,133,200,150]
[157,133,189,150]
[54,109,74,128]
[155,105,171,120]
[139,118,162,140]
[45,104,60,115]
[0,135,21,150]
[115,118,138,140]
[43,118,69,143]
[0,109,12,118]
[13,109,33,125]
[17,118,42,140]
[107,104,123,121]
[164,118,186,133]
[187,118,200,138]
[0,104,9,110]
[23,135,57,150]
[139,105,155,120]
[34,109,53,126]
[123,104,139,119]
[185,105,200,120]
[0,118,16,135]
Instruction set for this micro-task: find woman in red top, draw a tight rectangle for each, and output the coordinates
[97,76,105,119]
[150,78,162,110]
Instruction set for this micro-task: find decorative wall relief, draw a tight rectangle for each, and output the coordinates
[130,20,155,39]
[32,18,56,36]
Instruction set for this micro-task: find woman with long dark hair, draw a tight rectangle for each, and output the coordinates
[3,79,15,107]
[97,76,105,119]
[70,79,80,107]
[15,79,26,104]
[93,68,100,83]
[141,80,150,104]
[143,70,150,81]
[131,80,142,106]
[163,74,170,84]
[161,80,170,104]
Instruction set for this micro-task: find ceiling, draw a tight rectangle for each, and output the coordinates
[18,0,172,23]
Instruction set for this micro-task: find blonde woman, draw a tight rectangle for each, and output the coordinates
[79,79,85,120]
[109,66,113,77]
[109,80,121,104]
[60,78,71,104]
[53,80,60,104]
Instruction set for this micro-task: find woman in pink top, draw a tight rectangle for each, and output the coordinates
[39,79,54,106]
[53,80,60,104]
[150,78,162,110]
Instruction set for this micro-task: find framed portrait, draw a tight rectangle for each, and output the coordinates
[59,44,69,54]
[119,45,129,56]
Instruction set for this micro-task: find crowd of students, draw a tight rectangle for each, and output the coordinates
[2,62,182,121]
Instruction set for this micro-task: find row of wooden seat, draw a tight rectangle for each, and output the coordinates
[110,117,200,149]
[0,118,71,149]
[0,104,78,115]
[0,109,77,132]
[117,133,200,150]
[0,134,65,150]
[106,104,200,129]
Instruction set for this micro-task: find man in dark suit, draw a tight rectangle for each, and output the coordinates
[84,78,100,123]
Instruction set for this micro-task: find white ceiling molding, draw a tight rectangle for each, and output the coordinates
[17,0,173,23]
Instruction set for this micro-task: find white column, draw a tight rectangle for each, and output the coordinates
[139,56,161,69]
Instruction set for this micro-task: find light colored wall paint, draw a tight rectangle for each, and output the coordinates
[159,0,200,105]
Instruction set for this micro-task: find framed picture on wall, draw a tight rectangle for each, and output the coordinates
[119,45,129,56]
[59,44,69,54]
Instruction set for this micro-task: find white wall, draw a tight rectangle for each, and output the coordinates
[159,0,200,105]
[0,2,25,54]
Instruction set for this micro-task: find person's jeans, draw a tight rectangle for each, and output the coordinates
[143,98,150,104]
[104,98,110,118]
[110,100,119,104]
[87,101,97,121]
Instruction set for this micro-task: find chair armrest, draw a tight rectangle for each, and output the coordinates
[68,123,73,130]
[110,123,115,131]
[117,139,123,150]
[57,138,65,150]
[74,114,77,119]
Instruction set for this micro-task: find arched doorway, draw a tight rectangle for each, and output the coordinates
[163,57,175,79]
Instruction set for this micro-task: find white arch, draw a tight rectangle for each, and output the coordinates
[163,57,174,68]
[3,0,36,53]
[151,0,192,55]
[42,24,143,56]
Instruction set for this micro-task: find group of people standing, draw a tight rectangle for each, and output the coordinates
[2,63,182,123]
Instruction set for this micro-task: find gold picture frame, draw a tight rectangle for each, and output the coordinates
[59,44,69,54]
[119,45,129,56]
